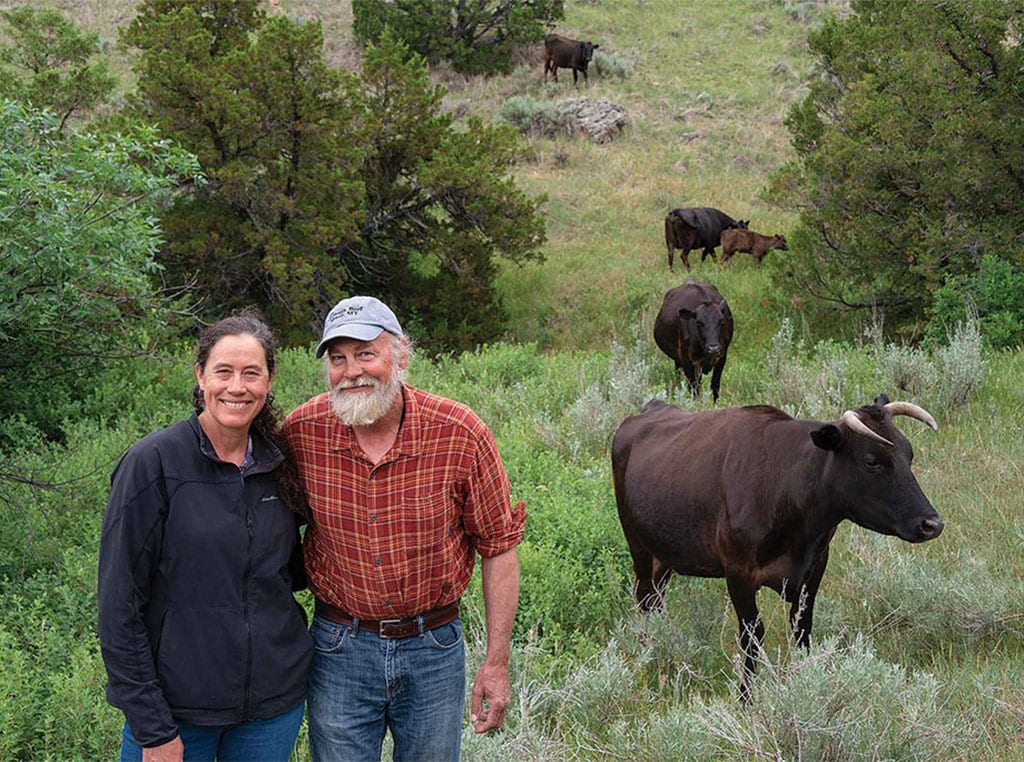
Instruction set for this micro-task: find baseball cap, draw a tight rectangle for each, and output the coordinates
[315,296,405,358]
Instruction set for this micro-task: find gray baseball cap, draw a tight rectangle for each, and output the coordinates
[315,296,405,357]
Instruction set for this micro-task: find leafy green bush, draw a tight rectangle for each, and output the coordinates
[0,100,200,445]
[352,0,564,76]
[928,255,1024,349]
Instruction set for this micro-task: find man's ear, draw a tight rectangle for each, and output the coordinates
[810,424,844,452]
[397,337,412,370]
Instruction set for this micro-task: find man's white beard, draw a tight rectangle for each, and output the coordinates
[330,368,405,426]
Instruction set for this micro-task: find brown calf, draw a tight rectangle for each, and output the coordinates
[720,228,788,265]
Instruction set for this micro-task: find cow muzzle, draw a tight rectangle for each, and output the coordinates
[910,513,944,542]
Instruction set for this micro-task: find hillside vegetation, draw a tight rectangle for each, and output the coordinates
[3,1,1024,760]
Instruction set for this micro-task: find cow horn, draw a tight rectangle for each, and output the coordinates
[840,410,893,447]
[884,401,938,431]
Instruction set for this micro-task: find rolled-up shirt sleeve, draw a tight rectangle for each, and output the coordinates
[463,429,527,558]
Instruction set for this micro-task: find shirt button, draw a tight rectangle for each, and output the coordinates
[370,514,377,521]
[375,557,383,565]
[384,599,392,606]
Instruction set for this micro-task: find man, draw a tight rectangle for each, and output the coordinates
[284,295,526,762]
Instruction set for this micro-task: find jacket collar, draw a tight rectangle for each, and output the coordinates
[188,414,284,474]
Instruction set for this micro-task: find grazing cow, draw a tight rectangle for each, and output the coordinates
[668,207,748,262]
[611,394,943,699]
[653,279,733,402]
[544,34,599,85]
[721,228,788,266]
[664,213,701,271]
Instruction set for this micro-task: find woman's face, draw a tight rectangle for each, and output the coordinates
[195,333,272,436]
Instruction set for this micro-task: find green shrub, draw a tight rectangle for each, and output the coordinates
[352,0,563,75]
[928,255,1024,349]
[591,49,634,80]
[933,316,987,411]
[496,95,570,137]
[0,625,36,759]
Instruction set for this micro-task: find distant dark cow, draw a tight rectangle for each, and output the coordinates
[664,213,701,271]
[612,394,943,698]
[653,279,733,402]
[721,228,788,266]
[668,207,748,263]
[544,34,599,85]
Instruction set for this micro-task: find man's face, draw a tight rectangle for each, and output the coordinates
[326,333,406,426]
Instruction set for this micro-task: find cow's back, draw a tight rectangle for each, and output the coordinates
[613,402,799,575]
[613,402,738,573]
[672,207,744,248]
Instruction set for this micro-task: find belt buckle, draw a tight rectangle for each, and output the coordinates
[378,618,404,638]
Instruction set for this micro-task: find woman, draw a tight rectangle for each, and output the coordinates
[98,314,313,762]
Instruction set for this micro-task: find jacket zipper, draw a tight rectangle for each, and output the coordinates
[242,474,255,720]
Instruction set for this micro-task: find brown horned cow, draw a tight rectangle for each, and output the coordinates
[612,393,943,699]
[720,228,788,266]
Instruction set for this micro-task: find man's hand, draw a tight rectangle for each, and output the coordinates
[471,548,520,733]
[470,660,511,733]
[142,735,183,762]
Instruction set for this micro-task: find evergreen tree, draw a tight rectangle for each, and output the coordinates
[0,7,116,129]
[353,0,564,75]
[344,33,546,351]
[767,0,1024,335]
[123,2,546,352]
[122,0,365,343]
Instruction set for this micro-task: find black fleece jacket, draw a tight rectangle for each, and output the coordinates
[98,415,312,747]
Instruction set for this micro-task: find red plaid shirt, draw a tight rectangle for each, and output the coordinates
[283,385,526,619]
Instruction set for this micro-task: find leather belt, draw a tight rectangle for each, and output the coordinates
[314,599,460,639]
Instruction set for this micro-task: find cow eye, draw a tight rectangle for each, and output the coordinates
[864,453,882,471]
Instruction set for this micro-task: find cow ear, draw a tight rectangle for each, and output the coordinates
[810,424,844,452]
[678,307,696,320]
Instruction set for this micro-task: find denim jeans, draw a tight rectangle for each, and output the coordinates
[118,699,304,761]
[307,614,466,762]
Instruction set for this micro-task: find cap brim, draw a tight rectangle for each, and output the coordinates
[314,324,385,357]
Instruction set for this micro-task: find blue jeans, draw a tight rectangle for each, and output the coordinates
[307,614,466,762]
[118,700,304,762]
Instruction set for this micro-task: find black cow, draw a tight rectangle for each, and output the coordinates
[653,279,733,402]
[611,394,943,698]
[664,213,701,271]
[668,207,749,262]
[544,34,599,85]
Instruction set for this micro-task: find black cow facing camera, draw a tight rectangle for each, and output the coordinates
[653,279,733,402]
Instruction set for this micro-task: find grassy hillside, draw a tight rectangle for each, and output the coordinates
[40,0,819,352]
